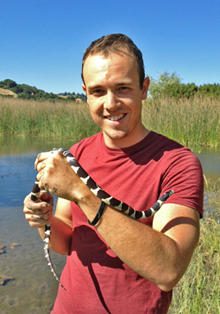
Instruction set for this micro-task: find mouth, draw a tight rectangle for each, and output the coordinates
[105,113,126,121]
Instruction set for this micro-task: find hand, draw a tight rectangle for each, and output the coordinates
[34,150,90,202]
[23,191,53,228]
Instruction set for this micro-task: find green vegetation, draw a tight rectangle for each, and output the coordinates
[0,97,99,142]
[148,72,220,99]
[0,96,219,152]
[0,79,87,102]
[169,179,220,314]
[142,96,220,151]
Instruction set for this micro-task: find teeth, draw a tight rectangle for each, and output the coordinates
[107,114,124,121]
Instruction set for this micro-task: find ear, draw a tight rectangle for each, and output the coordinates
[82,83,86,94]
[82,84,89,104]
[141,77,150,100]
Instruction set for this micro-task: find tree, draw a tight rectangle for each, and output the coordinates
[148,72,182,98]
[2,79,17,89]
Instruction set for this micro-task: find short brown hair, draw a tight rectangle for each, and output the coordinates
[81,34,145,89]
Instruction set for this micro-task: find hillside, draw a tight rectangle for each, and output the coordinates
[0,88,17,98]
[0,79,87,102]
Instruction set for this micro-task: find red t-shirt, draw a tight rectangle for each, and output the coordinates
[51,131,203,314]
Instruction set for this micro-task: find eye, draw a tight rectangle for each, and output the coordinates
[118,86,130,93]
[90,88,106,97]
[94,89,104,94]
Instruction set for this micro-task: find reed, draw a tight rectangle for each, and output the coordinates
[142,96,220,151]
[0,96,219,151]
[0,97,100,142]
[169,179,220,313]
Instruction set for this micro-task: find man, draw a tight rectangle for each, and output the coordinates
[23,34,203,313]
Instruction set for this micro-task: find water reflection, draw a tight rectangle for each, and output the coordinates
[0,136,77,156]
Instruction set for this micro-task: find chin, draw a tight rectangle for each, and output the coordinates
[106,130,127,140]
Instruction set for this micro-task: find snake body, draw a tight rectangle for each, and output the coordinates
[31,148,174,289]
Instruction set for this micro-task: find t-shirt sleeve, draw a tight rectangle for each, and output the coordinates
[161,149,204,217]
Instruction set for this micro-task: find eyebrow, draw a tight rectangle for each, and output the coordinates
[88,80,133,91]
[87,85,104,93]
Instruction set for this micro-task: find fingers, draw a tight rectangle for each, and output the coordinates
[24,192,53,211]
[34,150,59,170]
[40,191,54,204]
[25,211,52,228]
[35,153,50,171]
[34,151,63,191]
[24,208,53,228]
[23,192,53,228]
[33,149,77,200]
[34,152,54,191]
[24,213,50,228]
[36,170,47,191]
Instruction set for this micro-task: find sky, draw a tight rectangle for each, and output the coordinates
[0,0,219,94]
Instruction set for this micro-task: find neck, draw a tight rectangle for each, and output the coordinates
[103,126,149,149]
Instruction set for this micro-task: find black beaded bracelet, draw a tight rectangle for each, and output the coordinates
[88,201,106,226]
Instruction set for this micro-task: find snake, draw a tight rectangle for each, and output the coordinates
[31,148,174,290]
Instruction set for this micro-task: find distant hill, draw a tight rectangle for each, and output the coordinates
[0,87,18,98]
[0,79,87,102]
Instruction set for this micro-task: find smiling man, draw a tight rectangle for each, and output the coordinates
[82,49,149,148]
[23,34,203,313]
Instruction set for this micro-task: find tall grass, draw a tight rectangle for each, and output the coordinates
[0,97,100,142]
[169,179,220,314]
[0,96,219,151]
[142,96,220,151]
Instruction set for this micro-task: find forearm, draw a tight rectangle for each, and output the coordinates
[78,193,199,292]
[38,215,72,255]
[96,206,180,290]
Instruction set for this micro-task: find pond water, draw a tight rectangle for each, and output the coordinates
[0,137,219,313]
[0,137,76,314]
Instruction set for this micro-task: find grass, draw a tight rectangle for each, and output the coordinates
[169,178,220,314]
[0,97,100,142]
[0,96,220,152]
[142,96,220,152]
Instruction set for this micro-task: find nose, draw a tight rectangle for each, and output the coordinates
[104,91,120,111]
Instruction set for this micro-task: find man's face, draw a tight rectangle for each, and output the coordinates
[82,51,149,148]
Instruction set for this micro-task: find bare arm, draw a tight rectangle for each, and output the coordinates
[75,192,200,292]
[48,198,73,255]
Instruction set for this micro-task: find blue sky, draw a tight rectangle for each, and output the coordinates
[0,0,219,94]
